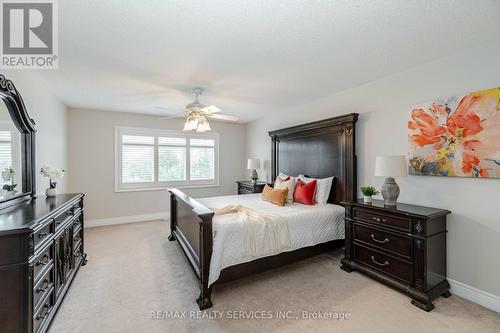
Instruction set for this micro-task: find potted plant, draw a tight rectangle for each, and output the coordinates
[40,166,65,197]
[360,186,379,203]
[250,175,258,185]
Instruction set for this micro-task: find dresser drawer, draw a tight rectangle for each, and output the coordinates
[33,264,54,310]
[33,244,53,282]
[353,208,410,232]
[73,212,83,232]
[33,220,54,250]
[353,224,412,258]
[73,227,83,250]
[74,242,84,267]
[353,243,412,283]
[33,289,54,333]
[54,205,75,230]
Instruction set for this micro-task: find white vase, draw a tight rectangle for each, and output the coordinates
[363,195,372,203]
[46,187,57,197]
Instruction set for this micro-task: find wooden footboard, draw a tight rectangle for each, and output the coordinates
[168,188,214,310]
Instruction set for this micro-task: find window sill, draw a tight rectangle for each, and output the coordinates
[114,183,221,193]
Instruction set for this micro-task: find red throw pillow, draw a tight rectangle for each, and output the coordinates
[293,179,317,205]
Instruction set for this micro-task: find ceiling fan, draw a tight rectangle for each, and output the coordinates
[158,88,239,132]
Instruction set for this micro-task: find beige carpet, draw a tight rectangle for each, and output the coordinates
[48,221,500,333]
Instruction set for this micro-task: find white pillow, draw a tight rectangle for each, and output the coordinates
[279,172,297,183]
[298,175,334,204]
[274,176,295,203]
[279,172,293,180]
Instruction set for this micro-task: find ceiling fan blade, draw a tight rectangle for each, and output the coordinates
[208,114,239,122]
[159,114,184,120]
[201,105,221,113]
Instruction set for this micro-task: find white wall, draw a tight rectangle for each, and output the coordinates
[2,71,68,194]
[67,108,246,220]
[246,39,500,298]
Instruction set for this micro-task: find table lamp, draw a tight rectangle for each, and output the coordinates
[374,155,407,206]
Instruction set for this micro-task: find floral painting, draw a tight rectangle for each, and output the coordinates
[408,87,500,178]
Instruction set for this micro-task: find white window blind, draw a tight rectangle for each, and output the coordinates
[0,130,12,187]
[115,127,219,191]
[190,138,215,180]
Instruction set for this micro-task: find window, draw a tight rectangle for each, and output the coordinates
[115,127,219,191]
[0,121,21,189]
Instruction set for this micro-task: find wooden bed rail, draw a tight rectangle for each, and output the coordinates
[168,188,214,309]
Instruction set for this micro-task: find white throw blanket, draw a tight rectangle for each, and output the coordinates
[212,204,290,257]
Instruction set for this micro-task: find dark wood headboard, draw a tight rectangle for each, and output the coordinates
[268,113,359,204]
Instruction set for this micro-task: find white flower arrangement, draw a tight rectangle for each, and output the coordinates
[40,166,65,192]
[40,166,65,179]
[2,167,15,182]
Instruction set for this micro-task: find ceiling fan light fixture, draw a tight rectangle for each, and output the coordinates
[197,116,211,132]
[183,115,198,131]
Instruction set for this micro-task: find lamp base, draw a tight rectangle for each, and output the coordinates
[250,169,258,180]
[381,177,400,206]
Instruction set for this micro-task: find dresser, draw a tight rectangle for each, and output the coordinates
[236,180,267,194]
[341,199,451,311]
[0,193,87,333]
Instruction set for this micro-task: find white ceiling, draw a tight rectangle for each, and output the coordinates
[36,0,500,123]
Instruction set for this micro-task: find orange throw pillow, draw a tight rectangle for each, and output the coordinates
[293,179,317,205]
[261,184,289,207]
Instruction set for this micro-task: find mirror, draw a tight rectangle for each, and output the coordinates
[0,101,23,200]
[0,74,36,209]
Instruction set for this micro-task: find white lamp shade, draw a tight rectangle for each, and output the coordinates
[247,158,260,170]
[375,155,407,177]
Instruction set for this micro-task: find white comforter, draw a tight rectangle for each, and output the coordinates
[197,193,345,286]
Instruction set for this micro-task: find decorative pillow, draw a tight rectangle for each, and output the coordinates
[293,179,317,205]
[298,175,334,204]
[261,185,289,207]
[274,176,295,203]
[279,172,297,185]
[279,172,291,180]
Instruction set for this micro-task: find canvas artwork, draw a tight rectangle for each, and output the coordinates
[408,87,500,178]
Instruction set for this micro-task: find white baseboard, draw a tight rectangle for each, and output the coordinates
[449,278,500,313]
[85,212,169,228]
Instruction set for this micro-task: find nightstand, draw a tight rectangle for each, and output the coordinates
[236,180,267,194]
[340,199,451,312]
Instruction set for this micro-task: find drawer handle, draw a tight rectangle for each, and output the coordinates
[36,254,49,266]
[372,217,387,223]
[36,279,51,293]
[38,232,48,239]
[371,256,389,267]
[36,304,50,320]
[370,234,389,244]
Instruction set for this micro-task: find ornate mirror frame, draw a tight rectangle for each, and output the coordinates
[0,74,36,209]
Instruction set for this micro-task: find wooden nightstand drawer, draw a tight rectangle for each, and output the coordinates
[353,207,410,232]
[236,181,267,194]
[353,223,411,259]
[353,243,412,283]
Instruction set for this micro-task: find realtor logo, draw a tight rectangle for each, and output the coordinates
[1,0,58,69]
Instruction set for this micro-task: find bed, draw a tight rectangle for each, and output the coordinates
[168,113,359,309]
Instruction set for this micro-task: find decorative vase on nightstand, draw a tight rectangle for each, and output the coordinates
[363,195,372,203]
